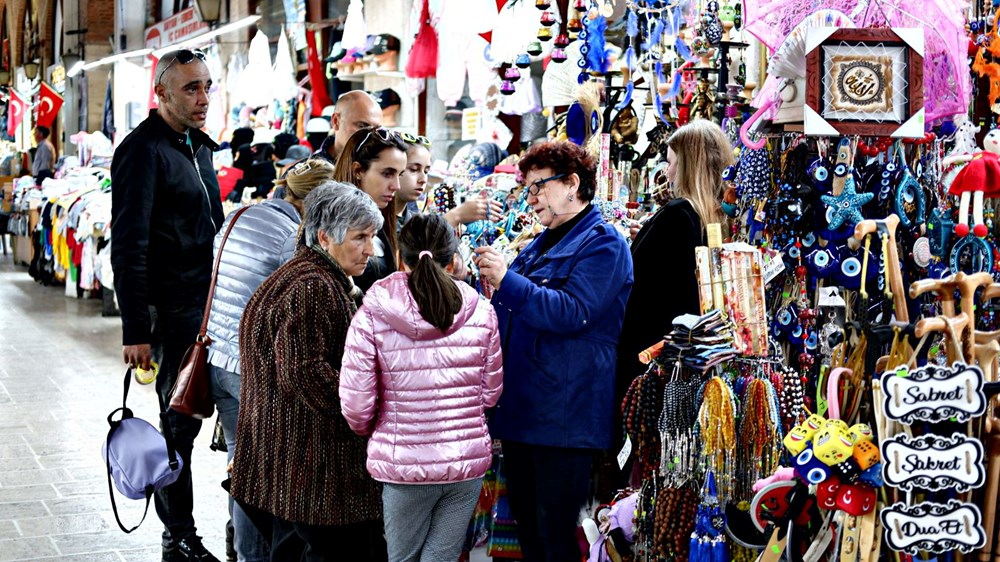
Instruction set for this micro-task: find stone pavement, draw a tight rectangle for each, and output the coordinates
[0,253,229,561]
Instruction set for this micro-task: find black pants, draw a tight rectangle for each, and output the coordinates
[150,304,205,545]
[270,515,387,562]
[501,441,594,562]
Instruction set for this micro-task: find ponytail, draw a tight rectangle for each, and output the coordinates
[399,214,463,331]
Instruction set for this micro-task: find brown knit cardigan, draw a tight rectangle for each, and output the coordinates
[231,244,382,526]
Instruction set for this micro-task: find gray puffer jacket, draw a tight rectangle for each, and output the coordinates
[206,199,300,374]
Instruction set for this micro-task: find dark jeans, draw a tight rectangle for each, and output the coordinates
[501,440,594,562]
[270,515,387,562]
[150,304,205,545]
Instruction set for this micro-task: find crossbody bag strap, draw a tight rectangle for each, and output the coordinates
[197,205,253,340]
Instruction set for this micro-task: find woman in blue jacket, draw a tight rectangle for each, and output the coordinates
[475,141,633,562]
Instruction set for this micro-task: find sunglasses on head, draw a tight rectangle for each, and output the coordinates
[155,49,207,85]
[398,132,431,148]
[354,127,398,156]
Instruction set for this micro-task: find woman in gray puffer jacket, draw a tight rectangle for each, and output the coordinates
[205,157,335,562]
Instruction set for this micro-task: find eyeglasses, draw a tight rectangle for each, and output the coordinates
[398,131,431,148]
[155,49,207,85]
[354,127,397,157]
[523,173,566,196]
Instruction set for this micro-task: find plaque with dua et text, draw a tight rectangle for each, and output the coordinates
[881,500,986,555]
[880,362,986,424]
[881,433,985,492]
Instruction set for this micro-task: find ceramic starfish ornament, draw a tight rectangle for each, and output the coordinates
[821,175,874,230]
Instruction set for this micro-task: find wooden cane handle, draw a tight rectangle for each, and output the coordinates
[915,312,969,338]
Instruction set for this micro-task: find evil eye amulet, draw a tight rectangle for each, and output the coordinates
[794,445,832,484]
[808,158,832,191]
[806,246,840,278]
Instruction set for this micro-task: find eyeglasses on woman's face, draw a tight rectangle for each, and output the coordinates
[523,173,566,196]
[155,49,207,85]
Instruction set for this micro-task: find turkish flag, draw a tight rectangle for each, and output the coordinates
[7,88,25,138]
[305,30,333,116]
[36,81,63,128]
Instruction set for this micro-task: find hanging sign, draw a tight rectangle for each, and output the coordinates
[881,433,985,492]
[881,500,986,555]
[144,7,208,50]
[880,363,986,424]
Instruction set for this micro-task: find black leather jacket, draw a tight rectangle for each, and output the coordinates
[110,110,224,345]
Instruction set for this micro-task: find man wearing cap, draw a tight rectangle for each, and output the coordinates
[110,49,222,562]
[314,90,382,164]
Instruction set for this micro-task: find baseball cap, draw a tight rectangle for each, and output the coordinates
[277,145,312,167]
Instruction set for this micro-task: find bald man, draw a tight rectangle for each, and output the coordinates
[315,90,383,164]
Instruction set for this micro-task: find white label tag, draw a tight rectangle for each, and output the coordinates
[617,435,632,470]
[881,500,986,555]
[761,249,785,285]
[881,362,986,424]
[882,433,985,492]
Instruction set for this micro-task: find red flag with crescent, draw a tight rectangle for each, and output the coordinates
[36,81,63,128]
[7,88,25,138]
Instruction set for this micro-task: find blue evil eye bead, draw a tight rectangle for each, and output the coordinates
[515,54,531,68]
[787,245,800,259]
[802,232,817,247]
[778,308,795,326]
[813,166,829,182]
[807,247,838,278]
[885,162,897,172]
[723,164,739,181]
[805,330,819,351]
[841,257,861,278]
[834,163,848,177]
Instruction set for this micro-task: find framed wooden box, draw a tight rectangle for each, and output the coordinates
[805,28,925,137]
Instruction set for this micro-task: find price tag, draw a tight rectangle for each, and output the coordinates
[617,435,632,470]
[761,249,785,285]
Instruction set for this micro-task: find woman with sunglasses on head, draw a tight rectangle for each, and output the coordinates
[333,127,408,293]
[205,157,336,562]
[473,141,633,562]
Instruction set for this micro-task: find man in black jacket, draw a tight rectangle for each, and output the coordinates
[110,49,223,562]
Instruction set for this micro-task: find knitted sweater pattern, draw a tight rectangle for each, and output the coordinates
[231,245,381,526]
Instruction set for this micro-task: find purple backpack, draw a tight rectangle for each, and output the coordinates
[102,368,183,533]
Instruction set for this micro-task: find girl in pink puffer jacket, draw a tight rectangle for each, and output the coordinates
[340,213,503,562]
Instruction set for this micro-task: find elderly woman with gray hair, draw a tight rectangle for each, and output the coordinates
[231,181,388,561]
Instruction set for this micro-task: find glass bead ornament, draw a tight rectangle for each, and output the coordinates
[554,33,570,48]
[536,0,551,9]
[538,27,553,41]
[500,80,516,95]
[504,67,522,81]
[515,54,531,68]
[540,11,556,26]
[567,17,583,32]
[526,41,543,56]
[551,48,568,63]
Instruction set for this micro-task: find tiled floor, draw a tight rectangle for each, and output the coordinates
[0,252,229,561]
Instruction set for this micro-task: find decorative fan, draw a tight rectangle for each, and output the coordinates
[767,9,855,79]
[542,42,583,107]
[741,10,855,148]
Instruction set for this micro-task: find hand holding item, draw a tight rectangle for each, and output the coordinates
[122,344,152,370]
[474,246,508,290]
[446,197,505,226]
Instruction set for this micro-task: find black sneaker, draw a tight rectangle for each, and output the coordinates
[163,536,221,562]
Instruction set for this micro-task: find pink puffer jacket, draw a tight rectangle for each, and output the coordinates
[340,272,503,484]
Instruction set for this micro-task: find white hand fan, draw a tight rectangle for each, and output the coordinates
[766,10,855,79]
[542,42,583,107]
